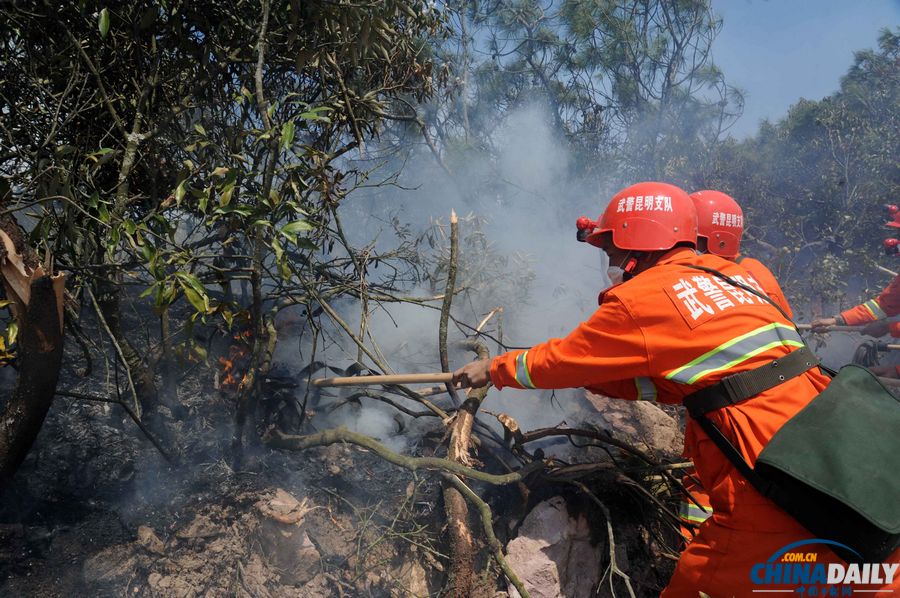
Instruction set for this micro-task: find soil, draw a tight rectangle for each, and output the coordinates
[0,359,680,596]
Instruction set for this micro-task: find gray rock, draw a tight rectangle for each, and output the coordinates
[506,497,602,598]
[585,392,683,458]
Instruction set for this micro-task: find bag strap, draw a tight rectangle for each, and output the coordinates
[683,347,818,417]
[684,263,836,379]
[683,347,817,499]
[685,264,795,326]
[691,413,776,498]
[680,264,821,500]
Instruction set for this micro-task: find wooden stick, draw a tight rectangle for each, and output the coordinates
[876,264,898,277]
[878,376,900,387]
[312,372,455,387]
[796,324,867,333]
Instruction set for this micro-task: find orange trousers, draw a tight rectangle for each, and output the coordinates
[663,515,900,597]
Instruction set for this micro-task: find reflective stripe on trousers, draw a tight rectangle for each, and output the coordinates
[680,501,713,525]
[634,377,656,401]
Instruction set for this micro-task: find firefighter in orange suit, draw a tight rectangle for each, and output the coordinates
[690,189,792,318]
[677,190,796,540]
[811,206,900,376]
[453,182,900,596]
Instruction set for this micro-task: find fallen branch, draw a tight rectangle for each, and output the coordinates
[520,426,705,512]
[264,427,544,485]
[324,390,439,419]
[442,338,490,595]
[571,481,637,598]
[443,473,531,598]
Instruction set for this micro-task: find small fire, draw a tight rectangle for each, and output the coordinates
[218,346,247,387]
[217,329,252,390]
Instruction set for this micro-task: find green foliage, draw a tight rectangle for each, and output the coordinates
[0,0,447,339]
[698,29,900,315]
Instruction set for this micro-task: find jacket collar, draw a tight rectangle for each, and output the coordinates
[653,247,699,267]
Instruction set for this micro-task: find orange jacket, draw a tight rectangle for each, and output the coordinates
[490,248,830,529]
[735,255,793,319]
[840,273,900,337]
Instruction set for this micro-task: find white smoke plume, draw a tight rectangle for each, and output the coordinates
[277,102,621,443]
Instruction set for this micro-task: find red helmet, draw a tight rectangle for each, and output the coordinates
[886,205,900,229]
[584,182,697,251]
[689,190,744,259]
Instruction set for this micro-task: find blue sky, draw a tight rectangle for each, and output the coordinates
[711,0,900,137]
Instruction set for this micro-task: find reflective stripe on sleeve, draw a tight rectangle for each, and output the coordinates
[863,299,887,320]
[634,377,657,401]
[679,501,713,524]
[664,323,804,385]
[515,350,536,389]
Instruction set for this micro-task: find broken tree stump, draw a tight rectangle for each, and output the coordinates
[0,220,66,490]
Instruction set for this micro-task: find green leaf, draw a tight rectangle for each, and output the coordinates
[86,148,114,163]
[271,236,284,262]
[211,166,229,178]
[139,283,157,299]
[97,203,110,223]
[300,111,331,123]
[279,220,313,244]
[219,183,235,207]
[281,120,296,150]
[141,242,155,264]
[281,220,313,235]
[98,8,110,38]
[214,204,253,217]
[194,123,206,136]
[6,322,18,345]
[192,344,208,361]
[278,259,292,280]
[182,286,207,313]
[175,272,206,297]
[295,237,318,251]
[0,300,14,309]
[175,179,187,205]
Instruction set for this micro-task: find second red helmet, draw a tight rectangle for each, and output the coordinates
[690,190,744,259]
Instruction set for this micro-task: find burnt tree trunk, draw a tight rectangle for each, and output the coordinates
[0,214,66,490]
[0,276,65,487]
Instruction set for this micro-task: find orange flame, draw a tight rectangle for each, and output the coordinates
[217,328,254,390]
[218,341,249,389]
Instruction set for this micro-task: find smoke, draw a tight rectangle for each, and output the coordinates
[274,102,619,445]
